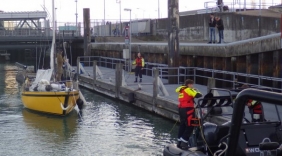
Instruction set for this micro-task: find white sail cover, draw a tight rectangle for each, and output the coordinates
[30,69,53,89]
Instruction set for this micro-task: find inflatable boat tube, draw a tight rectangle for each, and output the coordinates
[163,144,206,156]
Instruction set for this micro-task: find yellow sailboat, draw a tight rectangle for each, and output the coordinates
[19,0,84,116]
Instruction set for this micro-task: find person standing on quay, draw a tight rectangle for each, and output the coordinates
[208,13,216,44]
[175,79,202,150]
[132,52,144,83]
[216,16,224,43]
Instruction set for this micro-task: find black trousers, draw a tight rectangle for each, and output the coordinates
[178,107,195,142]
[135,66,142,79]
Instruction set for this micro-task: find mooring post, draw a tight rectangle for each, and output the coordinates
[115,63,123,98]
[77,57,80,76]
[93,60,97,87]
[153,68,159,111]
[207,77,215,92]
[167,0,179,84]
[83,8,91,56]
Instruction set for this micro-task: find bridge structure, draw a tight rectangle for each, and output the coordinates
[0,11,88,50]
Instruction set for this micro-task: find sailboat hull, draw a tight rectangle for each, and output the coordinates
[21,90,79,116]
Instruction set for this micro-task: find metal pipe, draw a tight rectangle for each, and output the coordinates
[129,10,131,72]
[120,0,121,36]
[225,88,282,156]
[244,0,246,11]
[75,0,78,36]
[104,0,106,36]
[158,0,160,19]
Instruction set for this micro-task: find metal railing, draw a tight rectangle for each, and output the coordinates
[0,27,87,37]
[204,0,280,13]
[78,56,282,92]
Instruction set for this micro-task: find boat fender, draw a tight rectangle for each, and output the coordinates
[76,98,84,110]
[163,144,206,156]
[45,85,52,91]
[60,103,70,111]
[128,92,135,103]
[79,91,87,105]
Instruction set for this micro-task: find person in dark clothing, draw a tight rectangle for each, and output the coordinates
[208,13,216,44]
[215,16,224,43]
[175,79,202,150]
[132,52,144,83]
[217,0,223,12]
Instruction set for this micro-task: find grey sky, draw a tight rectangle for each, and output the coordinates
[0,0,280,24]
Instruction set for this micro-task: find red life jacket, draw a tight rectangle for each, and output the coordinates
[178,87,194,108]
[248,100,262,114]
[252,103,262,114]
[135,57,143,67]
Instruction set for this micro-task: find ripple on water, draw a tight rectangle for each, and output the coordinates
[0,64,178,156]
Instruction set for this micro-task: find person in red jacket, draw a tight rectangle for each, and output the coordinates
[175,79,202,150]
[241,84,265,122]
[246,99,264,122]
[132,52,144,83]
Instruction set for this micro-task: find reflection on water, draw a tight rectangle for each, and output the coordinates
[0,63,178,156]
[22,109,78,143]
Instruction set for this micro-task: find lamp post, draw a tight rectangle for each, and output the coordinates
[124,8,131,72]
[158,0,160,19]
[75,0,78,36]
[116,0,121,36]
[104,0,106,36]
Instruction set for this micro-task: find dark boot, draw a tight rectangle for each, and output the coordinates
[139,79,142,82]
[134,78,137,83]
[180,141,189,150]
[177,141,181,148]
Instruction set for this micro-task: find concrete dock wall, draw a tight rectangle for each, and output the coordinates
[157,12,280,42]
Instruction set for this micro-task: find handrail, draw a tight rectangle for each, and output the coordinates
[78,56,282,92]
[92,33,281,47]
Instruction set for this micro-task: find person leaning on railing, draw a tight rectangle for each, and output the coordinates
[175,79,202,150]
[132,52,144,83]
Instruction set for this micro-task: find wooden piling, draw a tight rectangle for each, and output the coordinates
[153,68,159,111]
[83,8,91,56]
[93,60,97,87]
[115,63,123,98]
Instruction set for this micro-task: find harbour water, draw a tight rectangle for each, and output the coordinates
[0,63,178,156]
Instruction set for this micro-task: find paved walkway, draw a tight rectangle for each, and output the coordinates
[81,66,213,102]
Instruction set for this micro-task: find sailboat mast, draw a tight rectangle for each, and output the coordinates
[50,0,55,70]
